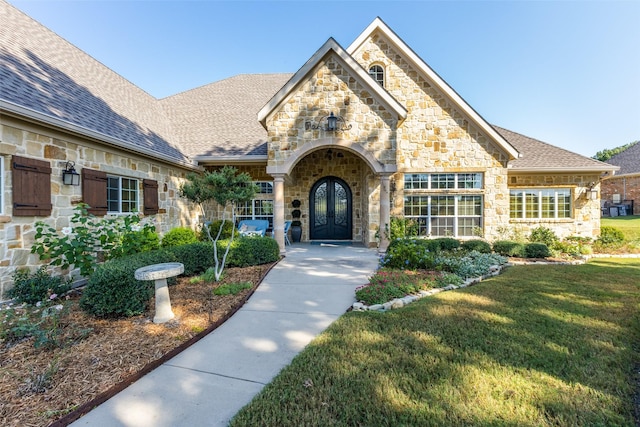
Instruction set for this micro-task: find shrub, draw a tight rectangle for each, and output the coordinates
[200,220,234,241]
[167,242,216,276]
[524,243,551,258]
[597,226,625,245]
[80,249,177,318]
[388,217,419,239]
[224,236,280,267]
[492,240,525,257]
[8,267,72,305]
[382,239,439,270]
[461,239,492,254]
[434,251,507,279]
[161,227,198,248]
[111,228,160,258]
[432,238,461,251]
[528,226,558,247]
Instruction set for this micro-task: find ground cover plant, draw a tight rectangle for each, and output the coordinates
[231,258,640,426]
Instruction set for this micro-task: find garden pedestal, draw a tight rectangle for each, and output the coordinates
[134,262,184,324]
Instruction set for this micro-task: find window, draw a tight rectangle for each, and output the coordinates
[510,189,572,219]
[404,195,482,237]
[236,181,274,228]
[107,176,138,213]
[369,65,384,87]
[11,155,52,216]
[404,173,483,190]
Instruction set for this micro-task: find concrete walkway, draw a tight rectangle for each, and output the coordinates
[71,243,379,427]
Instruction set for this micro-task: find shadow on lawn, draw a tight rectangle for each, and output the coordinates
[232,261,639,426]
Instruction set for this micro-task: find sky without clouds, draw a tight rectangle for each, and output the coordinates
[8,0,640,158]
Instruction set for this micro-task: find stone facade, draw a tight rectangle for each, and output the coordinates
[0,118,198,298]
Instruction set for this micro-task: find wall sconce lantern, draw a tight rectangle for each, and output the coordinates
[307,112,352,132]
[62,161,80,186]
[586,182,598,201]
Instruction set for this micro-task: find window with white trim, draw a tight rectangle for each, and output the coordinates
[509,189,572,219]
[403,173,484,237]
[236,181,274,228]
[369,65,384,87]
[107,176,139,213]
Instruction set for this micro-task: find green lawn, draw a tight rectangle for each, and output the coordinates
[602,215,640,241]
[231,259,640,426]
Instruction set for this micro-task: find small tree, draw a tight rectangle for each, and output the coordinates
[179,166,257,281]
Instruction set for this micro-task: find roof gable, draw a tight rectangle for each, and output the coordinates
[258,37,407,128]
[348,17,520,161]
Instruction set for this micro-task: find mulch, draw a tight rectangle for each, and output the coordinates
[0,262,276,427]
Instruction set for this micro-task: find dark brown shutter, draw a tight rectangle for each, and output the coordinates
[143,179,159,215]
[82,168,108,216]
[11,155,52,216]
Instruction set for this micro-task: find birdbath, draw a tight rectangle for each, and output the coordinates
[134,262,184,324]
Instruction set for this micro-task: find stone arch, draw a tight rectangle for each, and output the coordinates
[266,137,396,177]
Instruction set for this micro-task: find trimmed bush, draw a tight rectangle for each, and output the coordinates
[524,243,551,259]
[223,236,280,267]
[461,239,492,254]
[161,227,198,248]
[597,226,625,245]
[382,239,439,270]
[8,267,71,305]
[528,226,558,247]
[80,249,177,318]
[167,242,215,276]
[432,238,460,251]
[492,240,525,257]
[200,220,234,241]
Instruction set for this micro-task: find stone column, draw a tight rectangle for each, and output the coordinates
[379,174,391,253]
[272,174,286,255]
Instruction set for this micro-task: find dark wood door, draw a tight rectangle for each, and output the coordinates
[310,177,352,240]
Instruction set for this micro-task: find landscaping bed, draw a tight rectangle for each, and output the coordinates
[0,263,275,427]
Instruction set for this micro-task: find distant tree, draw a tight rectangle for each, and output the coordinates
[593,141,639,162]
[179,166,257,281]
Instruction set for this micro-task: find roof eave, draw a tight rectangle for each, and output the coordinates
[194,155,268,165]
[347,17,520,161]
[1,100,201,171]
[508,166,619,174]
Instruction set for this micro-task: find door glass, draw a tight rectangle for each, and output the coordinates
[314,183,327,227]
[334,182,348,227]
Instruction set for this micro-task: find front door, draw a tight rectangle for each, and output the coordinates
[310,176,352,240]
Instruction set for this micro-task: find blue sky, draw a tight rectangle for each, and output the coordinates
[8,0,640,157]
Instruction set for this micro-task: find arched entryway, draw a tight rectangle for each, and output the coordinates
[309,176,352,240]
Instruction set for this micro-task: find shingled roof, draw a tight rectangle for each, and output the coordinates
[494,126,616,173]
[0,1,616,175]
[604,142,640,176]
[0,1,193,168]
[160,74,292,160]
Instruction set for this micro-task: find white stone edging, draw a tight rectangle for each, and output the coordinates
[352,264,505,312]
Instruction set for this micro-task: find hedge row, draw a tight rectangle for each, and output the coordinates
[80,236,280,318]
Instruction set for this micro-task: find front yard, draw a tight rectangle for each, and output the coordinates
[231,258,640,426]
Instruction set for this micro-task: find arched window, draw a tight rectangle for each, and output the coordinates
[369,65,384,87]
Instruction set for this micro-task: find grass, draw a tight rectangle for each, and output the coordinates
[602,215,640,241]
[230,259,640,426]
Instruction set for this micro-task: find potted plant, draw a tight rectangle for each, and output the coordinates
[291,200,302,242]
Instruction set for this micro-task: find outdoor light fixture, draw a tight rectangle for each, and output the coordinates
[307,112,352,132]
[62,161,80,186]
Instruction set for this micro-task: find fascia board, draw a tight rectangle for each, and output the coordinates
[1,100,201,171]
[507,166,619,174]
[348,18,521,160]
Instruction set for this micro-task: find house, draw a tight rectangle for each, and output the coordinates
[0,1,616,296]
[601,142,639,215]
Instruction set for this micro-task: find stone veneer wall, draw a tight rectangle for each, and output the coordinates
[601,175,639,215]
[508,174,603,239]
[0,119,199,298]
[350,33,512,241]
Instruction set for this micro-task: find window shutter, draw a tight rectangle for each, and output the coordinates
[11,155,52,216]
[82,168,108,216]
[143,179,159,215]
